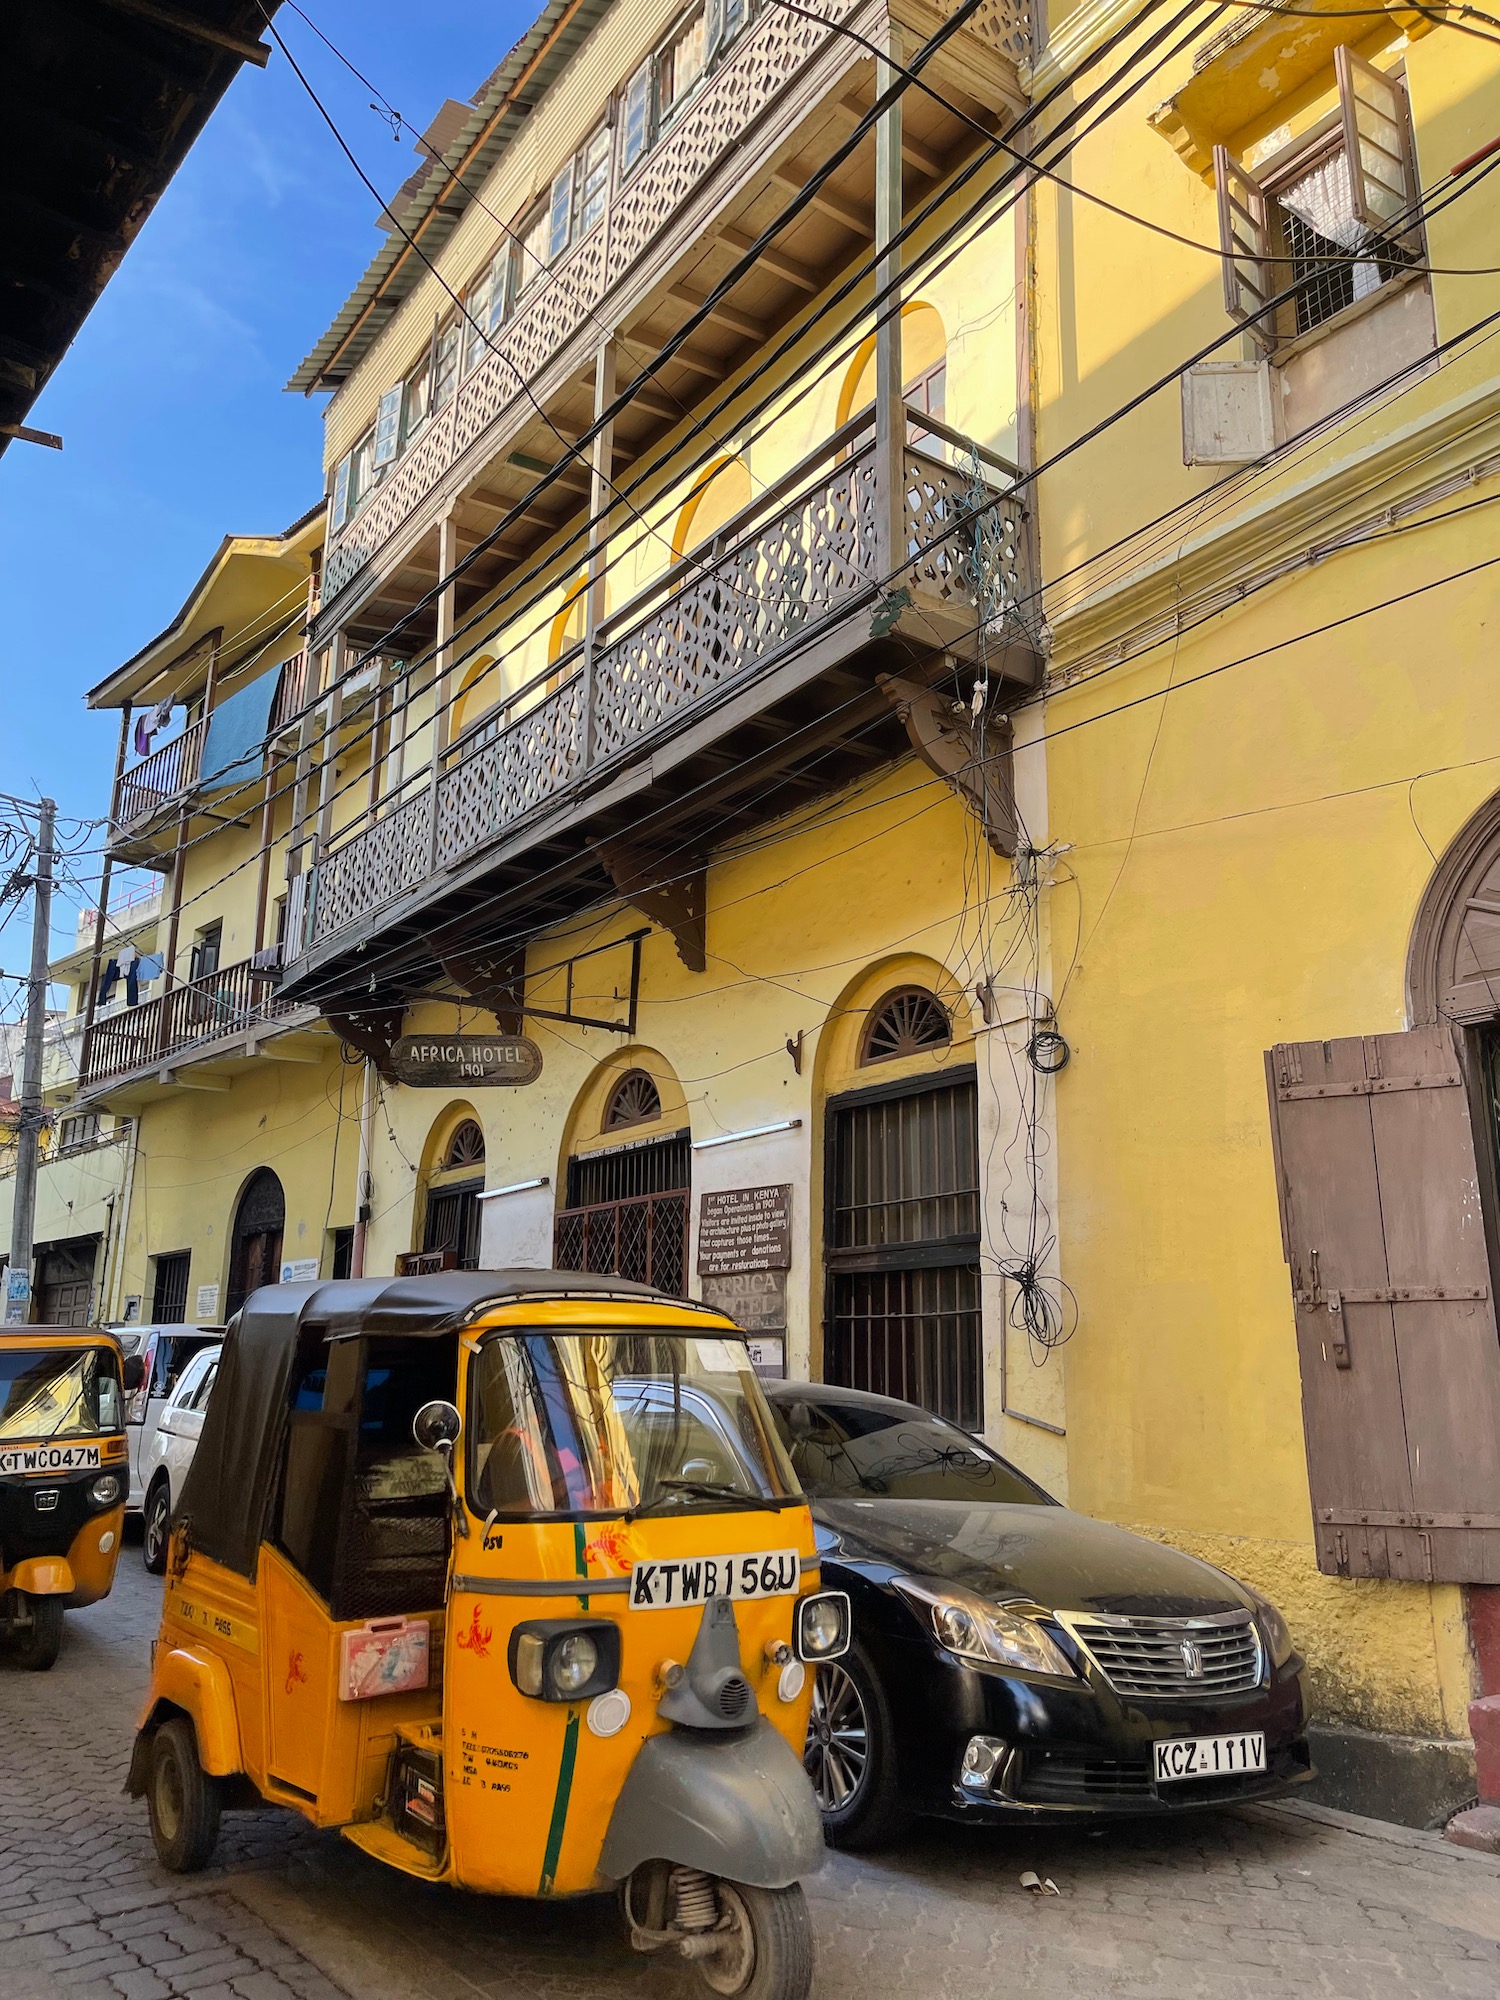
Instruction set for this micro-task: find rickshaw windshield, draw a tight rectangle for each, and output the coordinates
[468,1329,801,1519]
[0,1346,123,1441]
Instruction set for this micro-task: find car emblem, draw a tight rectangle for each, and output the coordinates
[1179,1637,1204,1678]
[34,1489,59,1512]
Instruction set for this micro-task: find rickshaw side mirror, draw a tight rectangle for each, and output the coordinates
[122,1355,146,1394]
[413,1400,462,1451]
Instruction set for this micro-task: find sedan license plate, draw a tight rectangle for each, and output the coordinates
[1154,1731,1266,1784]
[630,1550,800,1609]
[0,1442,101,1475]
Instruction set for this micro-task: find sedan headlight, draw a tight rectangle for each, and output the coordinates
[895,1578,1076,1679]
[1245,1586,1296,1669]
[89,1473,123,1508]
[508,1618,621,1702]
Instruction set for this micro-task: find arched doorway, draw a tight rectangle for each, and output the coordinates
[816,960,979,1426]
[226,1167,285,1318]
[414,1108,486,1272]
[554,1053,691,1293]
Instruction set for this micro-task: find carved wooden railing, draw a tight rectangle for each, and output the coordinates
[81,954,301,1087]
[320,0,1031,604]
[268,650,311,734]
[114,719,206,831]
[301,425,1027,955]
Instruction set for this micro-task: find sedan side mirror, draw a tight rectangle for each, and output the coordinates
[413,1399,461,1451]
[122,1355,146,1393]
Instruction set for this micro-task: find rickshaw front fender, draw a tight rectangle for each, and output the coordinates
[10,1558,74,1597]
[127,1647,244,1794]
[598,1718,825,1889]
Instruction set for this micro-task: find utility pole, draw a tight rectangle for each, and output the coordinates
[5,798,56,1327]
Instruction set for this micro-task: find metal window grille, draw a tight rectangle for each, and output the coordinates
[423,1180,483,1271]
[151,1251,190,1324]
[554,1189,690,1296]
[825,1075,982,1427]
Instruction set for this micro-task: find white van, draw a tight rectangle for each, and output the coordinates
[124,1325,222,1515]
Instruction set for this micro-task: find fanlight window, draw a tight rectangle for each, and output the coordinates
[604,1069,662,1130]
[443,1119,486,1170]
[860,987,951,1065]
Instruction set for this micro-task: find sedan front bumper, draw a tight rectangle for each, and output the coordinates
[881,1633,1314,1822]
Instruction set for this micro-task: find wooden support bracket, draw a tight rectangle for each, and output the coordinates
[595,842,707,973]
[878,673,1017,857]
[327,1007,404,1081]
[437,947,527,1036]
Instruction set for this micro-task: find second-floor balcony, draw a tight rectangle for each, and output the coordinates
[285,416,1037,1003]
[311,0,1033,643]
[79,954,313,1092]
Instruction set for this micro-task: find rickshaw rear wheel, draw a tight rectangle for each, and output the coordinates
[693,1882,813,2000]
[10,1594,63,1671]
[148,1718,221,1873]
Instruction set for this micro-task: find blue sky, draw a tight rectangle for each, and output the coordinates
[0,1,531,942]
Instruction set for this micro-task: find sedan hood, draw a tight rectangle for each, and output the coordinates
[814,1499,1253,1619]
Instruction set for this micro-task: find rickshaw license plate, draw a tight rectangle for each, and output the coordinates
[629,1550,800,1609]
[0,1442,101,1475]
[1153,1732,1266,1783]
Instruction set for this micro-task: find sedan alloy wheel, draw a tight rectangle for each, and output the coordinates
[804,1661,869,1812]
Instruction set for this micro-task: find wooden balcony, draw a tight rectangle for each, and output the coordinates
[80,955,305,1090]
[113,719,205,837]
[315,0,1032,647]
[283,417,1037,1011]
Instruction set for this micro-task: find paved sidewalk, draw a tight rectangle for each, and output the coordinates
[3,1552,1500,2000]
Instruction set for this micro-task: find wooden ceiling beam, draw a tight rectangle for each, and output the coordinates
[668,285,763,345]
[770,169,871,237]
[718,226,820,291]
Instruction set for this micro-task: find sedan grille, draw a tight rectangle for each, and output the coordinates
[1065,1612,1263,1698]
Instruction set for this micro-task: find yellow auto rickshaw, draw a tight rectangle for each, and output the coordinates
[1,1326,134,1669]
[130,1272,847,2000]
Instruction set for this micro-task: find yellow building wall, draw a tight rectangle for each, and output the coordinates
[1031,7,1500,1742]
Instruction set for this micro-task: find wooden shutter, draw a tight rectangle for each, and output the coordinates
[330,455,350,533]
[1213,144,1274,353]
[372,383,402,468]
[1336,45,1414,238]
[1265,1026,1500,1582]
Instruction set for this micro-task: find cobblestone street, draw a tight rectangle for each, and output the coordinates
[4,1554,1500,2000]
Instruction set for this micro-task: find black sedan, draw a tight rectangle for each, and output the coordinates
[762,1381,1314,1847]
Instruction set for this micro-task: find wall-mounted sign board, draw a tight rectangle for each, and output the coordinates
[697,1184,792,1277]
[700,1268,788,1335]
[389,1034,543,1088]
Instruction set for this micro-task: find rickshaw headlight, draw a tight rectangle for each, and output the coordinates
[507,1618,621,1702]
[795,1591,851,1662]
[89,1473,123,1508]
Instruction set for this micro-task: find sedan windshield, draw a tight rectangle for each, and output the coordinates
[469,1330,801,1518]
[0,1346,123,1441]
[773,1399,1051,1505]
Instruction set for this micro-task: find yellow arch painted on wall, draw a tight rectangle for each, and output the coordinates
[555,1045,690,1193]
[836,302,948,429]
[672,457,752,560]
[451,654,499,737]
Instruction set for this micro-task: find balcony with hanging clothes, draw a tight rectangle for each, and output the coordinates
[280,402,1038,1016]
[77,951,325,1096]
[302,0,1034,652]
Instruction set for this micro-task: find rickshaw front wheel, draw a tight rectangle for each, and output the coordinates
[9,1593,64,1671]
[692,1881,813,2000]
[148,1718,222,1873]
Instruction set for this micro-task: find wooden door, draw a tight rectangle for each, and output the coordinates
[1265,1026,1500,1581]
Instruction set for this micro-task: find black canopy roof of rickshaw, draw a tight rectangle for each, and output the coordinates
[177,1270,726,1580]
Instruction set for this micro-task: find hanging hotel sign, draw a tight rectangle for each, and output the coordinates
[389,1034,543,1088]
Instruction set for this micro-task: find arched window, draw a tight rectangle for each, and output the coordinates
[860,986,951,1065]
[443,1118,486,1169]
[604,1068,662,1130]
[839,302,948,442]
[450,654,498,739]
[673,458,752,559]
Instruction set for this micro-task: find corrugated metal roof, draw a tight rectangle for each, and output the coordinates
[287,0,615,396]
